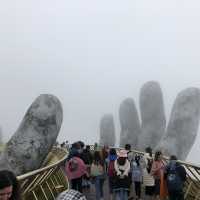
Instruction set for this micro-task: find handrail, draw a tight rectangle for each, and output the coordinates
[17,144,200,200]
[17,148,67,180]
[17,147,69,200]
[90,144,200,200]
[111,146,200,169]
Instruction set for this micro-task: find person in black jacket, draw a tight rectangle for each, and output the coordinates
[165,155,186,200]
[82,145,93,165]
[82,145,93,189]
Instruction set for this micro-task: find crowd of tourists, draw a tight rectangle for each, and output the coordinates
[62,141,187,200]
[0,141,187,200]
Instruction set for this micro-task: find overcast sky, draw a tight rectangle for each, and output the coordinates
[1,0,200,163]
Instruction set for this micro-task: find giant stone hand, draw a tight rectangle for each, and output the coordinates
[0,94,63,175]
[119,81,200,160]
[99,114,116,147]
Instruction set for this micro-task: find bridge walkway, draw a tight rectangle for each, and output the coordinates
[82,178,138,200]
[82,178,110,200]
[17,146,200,200]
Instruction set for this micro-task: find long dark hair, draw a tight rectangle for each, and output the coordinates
[154,151,162,161]
[93,151,103,166]
[125,144,131,151]
[145,147,152,157]
[135,155,141,166]
[0,170,21,200]
[101,146,108,161]
[109,148,117,156]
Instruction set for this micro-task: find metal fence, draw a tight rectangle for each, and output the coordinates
[17,147,69,200]
[17,145,200,200]
[130,149,200,200]
[90,145,200,200]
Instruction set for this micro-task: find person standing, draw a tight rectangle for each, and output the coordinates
[141,147,155,200]
[100,146,109,173]
[107,148,118,200]
[165,155,186,200]
[151,151,165,200]
[82,145,93,189]
[125,144,134,164]
[132,155,143,200]
[66,155,88,193]
[114,150,131,200]
[65,140,70,151]
[90,151,105,200]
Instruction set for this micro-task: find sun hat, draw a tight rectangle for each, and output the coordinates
[117,149,128,158]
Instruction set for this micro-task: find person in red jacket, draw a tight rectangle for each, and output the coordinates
[66,155,88,193]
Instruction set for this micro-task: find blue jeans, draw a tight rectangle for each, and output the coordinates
[115,188,128,200]
[94,175,104,200]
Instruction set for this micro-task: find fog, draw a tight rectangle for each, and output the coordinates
[0,0,200,163]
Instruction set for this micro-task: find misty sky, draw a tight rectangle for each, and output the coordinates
[1,0,200,163]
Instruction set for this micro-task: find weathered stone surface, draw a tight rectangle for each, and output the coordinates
[119,98,140,148]
[0,94,63,175]
[138,81,166,150]
[99,114,116,147]
[157,88,200,160]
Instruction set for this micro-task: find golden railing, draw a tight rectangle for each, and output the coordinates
[16,144,200,200]
[130,149,200,200]
[17,147,69,200]
[90,145,200,200]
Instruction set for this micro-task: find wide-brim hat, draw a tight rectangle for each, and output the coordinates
[117,149,128,158]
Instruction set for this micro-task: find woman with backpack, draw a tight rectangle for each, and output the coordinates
[114,149,131,200]
[107,148,118,200]
[141,147,155,200]
[90,151,105,200]
[164,155,186,200]
[132,155,143,200]
[151,151,165,200]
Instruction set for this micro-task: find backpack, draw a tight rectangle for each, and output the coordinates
[108,160,116,177]
[166,164,183,191]
[68,158,79,172]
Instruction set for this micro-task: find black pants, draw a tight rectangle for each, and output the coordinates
[168,190,184,200]
[134,181,141,198]
[71,177,83,193]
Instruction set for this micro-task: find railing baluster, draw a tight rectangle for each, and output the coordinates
[32,191,38,200]
[17,147,68,199]
[46,181,55,199]
[40,184,48,200]
[16,146,200,200]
